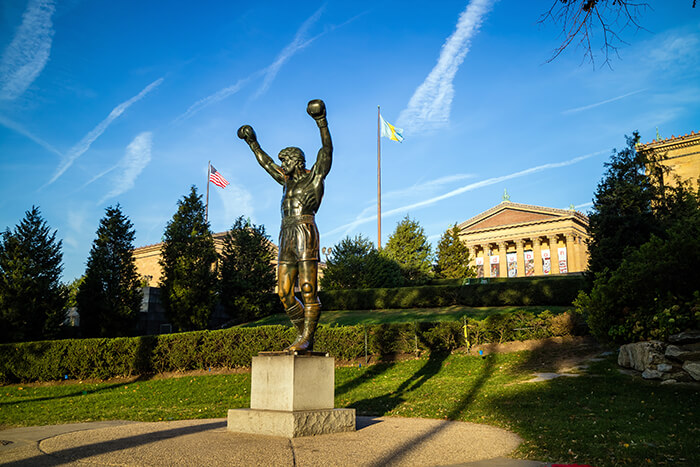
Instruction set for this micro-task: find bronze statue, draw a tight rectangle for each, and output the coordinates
[237,99,331,352]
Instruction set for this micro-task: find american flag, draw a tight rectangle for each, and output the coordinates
[209,165,229,188]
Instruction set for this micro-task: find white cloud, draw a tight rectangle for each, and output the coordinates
[646,31,700,70]
[46,77,163,186]
[0,0,55,101]
[562,89,647,115]
[397,0,493,133]
[323,150,605,237]
[99,132,152,204]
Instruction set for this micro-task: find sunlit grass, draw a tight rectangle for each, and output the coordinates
[2,352,696,466]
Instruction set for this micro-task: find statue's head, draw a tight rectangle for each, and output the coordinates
[279,147,306,175]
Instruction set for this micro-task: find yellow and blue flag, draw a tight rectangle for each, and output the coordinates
[379,114,404,143]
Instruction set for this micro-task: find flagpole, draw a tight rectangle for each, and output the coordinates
[205,160,210,224]
[377,106,382,250]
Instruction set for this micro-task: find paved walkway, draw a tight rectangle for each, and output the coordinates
[0,416,550,466]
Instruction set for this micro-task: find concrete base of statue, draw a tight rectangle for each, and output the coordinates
[227,352,356,438]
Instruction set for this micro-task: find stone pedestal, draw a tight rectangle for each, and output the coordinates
[227,353,355,437]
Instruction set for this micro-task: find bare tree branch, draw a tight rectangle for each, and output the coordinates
[539,0,653,69]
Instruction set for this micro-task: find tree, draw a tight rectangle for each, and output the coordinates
[576,131,700,343]
[435,224,475,279]
[0,206,66,342]
[159,186,218,331]
[220,216,276,323]
[76,205,142,337]
[383,216,434,284]
[576,191,700,343]
[586,131,659,276]
[320,235,403,290]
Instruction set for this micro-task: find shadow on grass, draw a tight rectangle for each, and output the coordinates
[347,351,450,416]
[365,352,495,467]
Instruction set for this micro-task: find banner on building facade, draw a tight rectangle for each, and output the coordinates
[524,250,534,276]
[475,257,484,278]
[541,249,551,275]
[489,255,500,278]
[506,252,517,277]
[558,247,568,274]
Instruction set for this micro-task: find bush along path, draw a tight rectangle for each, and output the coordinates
[1,311,583,383]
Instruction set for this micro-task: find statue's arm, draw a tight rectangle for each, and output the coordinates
[307,100,332,179]
[237,125,284,185]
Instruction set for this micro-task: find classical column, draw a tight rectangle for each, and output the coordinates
[565,234,577,272]
[533,237,543,276]
[549,235,560,274]
[498,242,507,278]
[516,239,525,277]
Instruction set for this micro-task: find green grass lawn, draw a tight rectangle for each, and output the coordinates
[242,305,571,327]
[2,349,696,466]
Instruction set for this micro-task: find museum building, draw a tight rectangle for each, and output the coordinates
[457,201,590,278]
[636,130,700,189]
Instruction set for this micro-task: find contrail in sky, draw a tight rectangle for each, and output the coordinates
[324,150,605,237]
[0,0,55,101]
[99,132,153,204]
[397,0,494,133]
[562,89,647,115]
[252,5,325,99]
[176,6,367,122]
[0,113,62,157]
[46,77,164,186]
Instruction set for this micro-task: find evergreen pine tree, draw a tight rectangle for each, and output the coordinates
[587,132,660,276]
[435,224,475,279]
[76,205,142,337]
[0,206,66,342]
[383,215,434,284]
[220,216,276,323]
[159,186,218,331]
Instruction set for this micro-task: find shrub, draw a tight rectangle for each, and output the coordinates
[0,309,584,383]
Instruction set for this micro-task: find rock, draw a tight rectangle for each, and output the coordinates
[665,345,684,359]
[618,341,666,371]
[667,344,700,362]
[657,363,673,372]
[682,361,700,381]
[682,342,700,352]
[668,330,700,345]
[642,369,662,380]
[660,379,677,385]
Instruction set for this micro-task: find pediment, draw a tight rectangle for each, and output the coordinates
[458,201,579,232]
[466,209,558,231]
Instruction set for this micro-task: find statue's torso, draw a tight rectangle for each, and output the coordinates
[281,172,324,217]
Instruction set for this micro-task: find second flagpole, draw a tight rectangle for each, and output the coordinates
[377,106,382,250]
[205,160,210,224]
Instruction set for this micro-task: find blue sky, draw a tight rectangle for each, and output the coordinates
[1,1,698,282]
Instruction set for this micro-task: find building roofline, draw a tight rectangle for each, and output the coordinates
[457,201,588,232]
[637,130,700,151]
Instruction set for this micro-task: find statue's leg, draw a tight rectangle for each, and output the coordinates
[278,263,304,341]
[287,260,320,352]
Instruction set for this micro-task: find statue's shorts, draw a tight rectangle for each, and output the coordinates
[278,214,319,264]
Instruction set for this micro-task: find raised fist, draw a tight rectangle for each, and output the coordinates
[307,99,326,120]
[237,125,257,144]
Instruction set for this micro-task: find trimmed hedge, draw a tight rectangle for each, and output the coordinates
[0,310,583,383]
[319,275,586,310]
